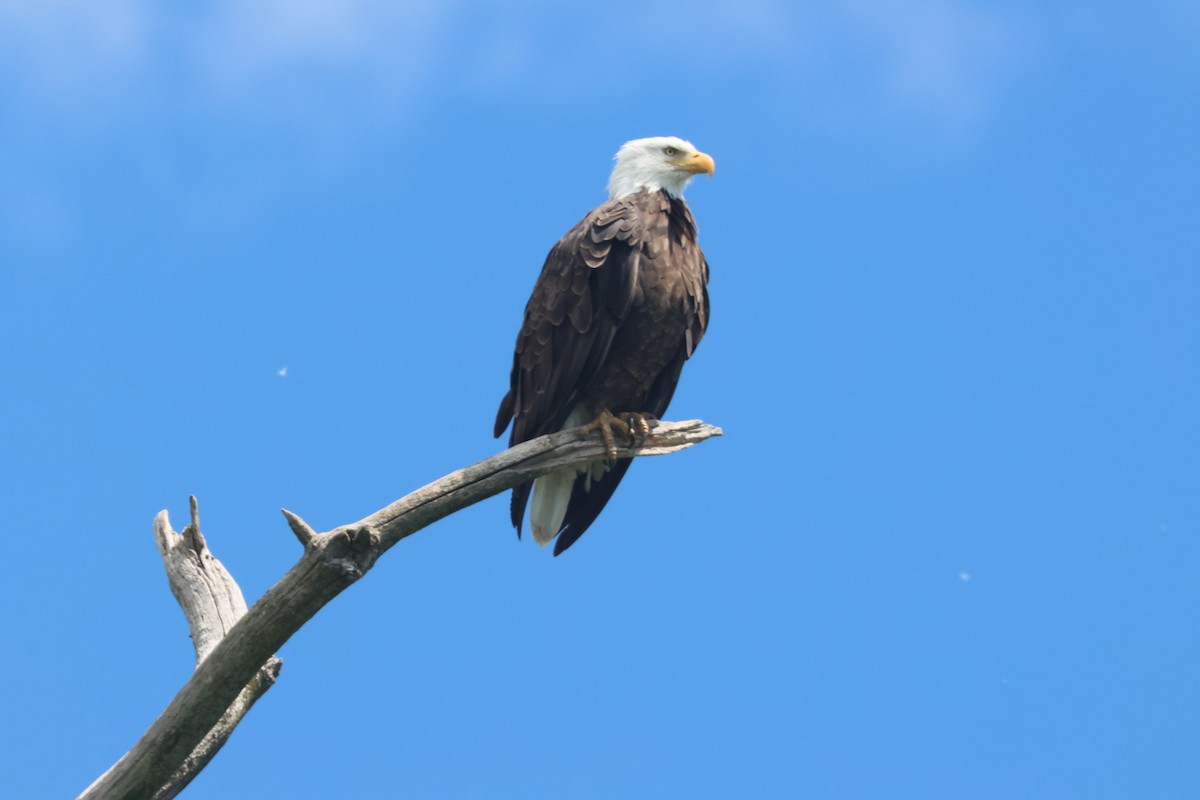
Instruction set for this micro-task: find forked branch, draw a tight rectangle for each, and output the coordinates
[79,419,721,800]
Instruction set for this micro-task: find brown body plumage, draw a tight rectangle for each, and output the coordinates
[494,186,710,554]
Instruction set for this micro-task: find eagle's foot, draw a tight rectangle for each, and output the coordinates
[580,410,656,462]
[580,410,623,462]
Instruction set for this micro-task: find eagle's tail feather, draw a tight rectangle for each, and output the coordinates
[529,468,575,546]
[553,459,634,555]
[517,404,637,553]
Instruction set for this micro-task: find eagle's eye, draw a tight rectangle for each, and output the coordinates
[663,146,679,156]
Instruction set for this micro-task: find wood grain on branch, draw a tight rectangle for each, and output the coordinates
[78,419,721,800]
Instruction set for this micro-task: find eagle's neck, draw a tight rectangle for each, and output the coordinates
[607,163,693,200]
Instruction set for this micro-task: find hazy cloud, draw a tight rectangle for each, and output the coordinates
[185,0,454,106]
[0,0,458,124]
[843,0,1024,127]
[0,1,1036,135]
[3,1,1193,134]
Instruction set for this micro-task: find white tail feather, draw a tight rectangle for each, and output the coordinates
[527,404,613,545]
[530,468,575,546]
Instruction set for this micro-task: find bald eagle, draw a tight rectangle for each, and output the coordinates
[493,137,713,555]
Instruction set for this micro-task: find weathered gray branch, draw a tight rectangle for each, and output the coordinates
[152,497,282,800]
[78,419,721,800]
[81,497,284,800]
[156,497,248,665]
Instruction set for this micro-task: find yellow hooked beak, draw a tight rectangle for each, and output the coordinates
[675,150,715,177]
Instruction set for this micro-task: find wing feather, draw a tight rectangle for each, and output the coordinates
[494,197,647,533]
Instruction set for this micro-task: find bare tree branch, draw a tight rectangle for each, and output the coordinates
[78,419,721,800]
[153,498,283,800]
[81,497,284,800]
[156,497,248,664]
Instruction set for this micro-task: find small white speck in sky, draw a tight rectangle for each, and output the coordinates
[959,571,972,582]
[277,366,288,377]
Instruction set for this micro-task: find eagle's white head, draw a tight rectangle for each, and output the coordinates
[607,136,715,200]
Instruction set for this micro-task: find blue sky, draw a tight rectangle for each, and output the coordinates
[2,2,1198,797]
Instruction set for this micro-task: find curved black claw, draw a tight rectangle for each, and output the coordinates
[622,412,654,447]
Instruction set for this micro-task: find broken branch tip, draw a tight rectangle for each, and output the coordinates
[281,509,317,546]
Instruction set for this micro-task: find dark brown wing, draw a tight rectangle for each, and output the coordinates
[670,195,710,361]
[551,198,710,554]
[493,196,647,532]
